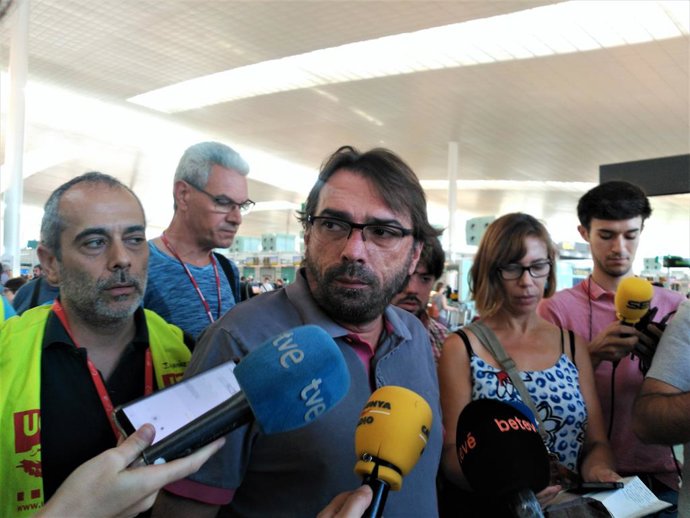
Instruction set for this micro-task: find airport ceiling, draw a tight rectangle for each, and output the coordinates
[0,0,688,255]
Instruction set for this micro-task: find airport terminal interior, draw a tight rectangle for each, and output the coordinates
[1,0,689,304]
[0,0,690,516]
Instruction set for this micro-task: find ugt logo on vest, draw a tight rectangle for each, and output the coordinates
[13,410,42,481]
[14,410,41,454]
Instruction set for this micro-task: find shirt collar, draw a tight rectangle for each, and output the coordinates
[43,303,150,350]
[583,276,611,300]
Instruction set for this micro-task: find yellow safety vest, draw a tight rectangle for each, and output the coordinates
[0,305,190,517]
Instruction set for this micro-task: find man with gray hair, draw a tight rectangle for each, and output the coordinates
[0,172,192,516]
[144,141,253,338]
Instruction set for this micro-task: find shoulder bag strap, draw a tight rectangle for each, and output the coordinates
[464,321,550,445]
[213,253,239,303]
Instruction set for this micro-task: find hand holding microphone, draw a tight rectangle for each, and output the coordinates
[589,277,653,366]
[37,425,226,518]
[614,277,665,372]
[317,486,373,518]
[614,276,654,326]
[353,386,432,518]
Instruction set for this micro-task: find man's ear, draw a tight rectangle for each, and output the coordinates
[37,244,60,285]
[408,241,423,275]
[577,224,590,242]
[173,181,192,212]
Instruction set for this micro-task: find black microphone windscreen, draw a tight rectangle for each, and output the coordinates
[456,398,550,498]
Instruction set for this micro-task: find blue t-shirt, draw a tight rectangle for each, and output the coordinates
[12,277,59,315]
[144,242,236,339]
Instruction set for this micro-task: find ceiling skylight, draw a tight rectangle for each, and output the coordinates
[129,0,689,113]
[420,179,596,193]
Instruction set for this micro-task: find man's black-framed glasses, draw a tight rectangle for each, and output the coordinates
[307,215,413,250]
[188,182,255,215]
[498,260,552,280]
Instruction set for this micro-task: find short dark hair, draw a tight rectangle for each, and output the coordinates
[3,276,27,294]
[419,237,445,280]
[577,181,652,230]
[41,172,143,259]
[297,146,441,244]
[470,213,557,318]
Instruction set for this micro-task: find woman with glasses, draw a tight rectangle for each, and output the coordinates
[438,213,619,516]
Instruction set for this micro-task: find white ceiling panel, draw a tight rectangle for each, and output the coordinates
[0,0,688,260]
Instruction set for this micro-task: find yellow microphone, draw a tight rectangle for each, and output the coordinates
[354,386,432,518]
[614,277,654,325]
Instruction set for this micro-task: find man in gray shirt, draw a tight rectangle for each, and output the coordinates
[154,146,443,517]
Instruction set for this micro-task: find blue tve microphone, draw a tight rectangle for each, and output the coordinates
[138,325,350,464]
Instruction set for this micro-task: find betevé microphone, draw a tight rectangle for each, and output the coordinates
[138,325,350,465]
[354,386,432,518]
[614,276,653,325]
[456,398,550,518]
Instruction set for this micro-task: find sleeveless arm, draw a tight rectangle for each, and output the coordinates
[438,331,474,489]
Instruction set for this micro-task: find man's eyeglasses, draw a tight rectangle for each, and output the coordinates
[307,215,413,250]
[188,182,255,215]
[498,260,552,280]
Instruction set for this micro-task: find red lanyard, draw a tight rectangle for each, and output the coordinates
[161,232,222,323]
[52,300,153,440]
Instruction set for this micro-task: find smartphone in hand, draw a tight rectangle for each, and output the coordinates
[114,360,240,444]
[568,482,624,495]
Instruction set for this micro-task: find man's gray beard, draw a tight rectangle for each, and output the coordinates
[304,252,413,325]
[59,268,145,328]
